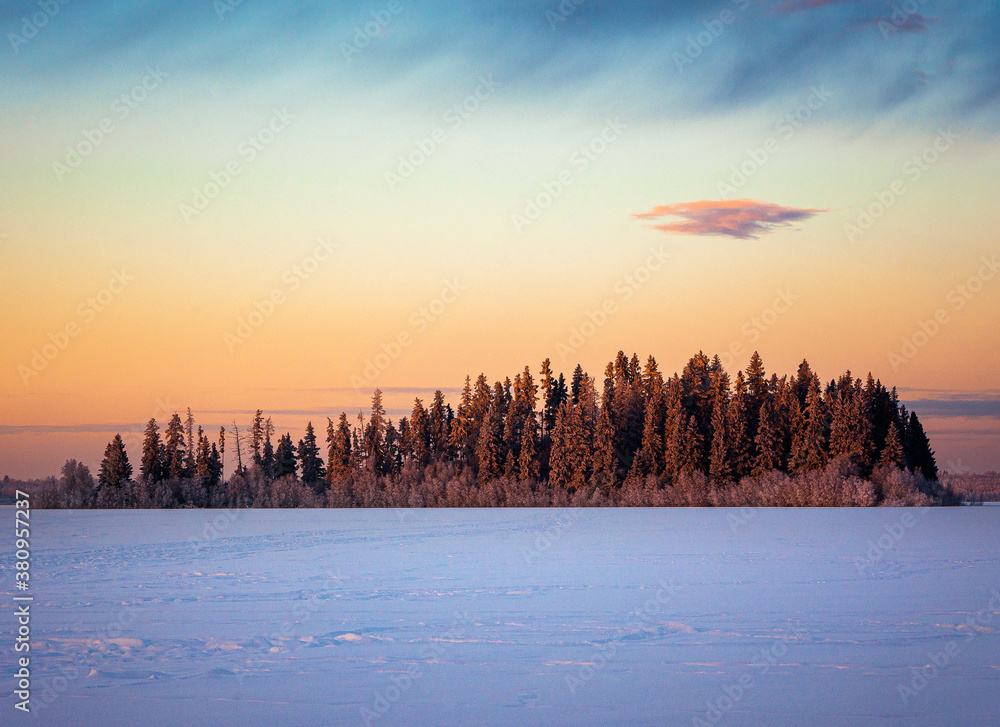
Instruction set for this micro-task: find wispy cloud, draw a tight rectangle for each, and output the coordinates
[773,0,848,15]
[632,199,826,239]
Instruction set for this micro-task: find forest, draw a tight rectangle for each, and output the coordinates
[22,351,959,508]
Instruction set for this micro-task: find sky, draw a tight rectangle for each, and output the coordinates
[1,0,999,478]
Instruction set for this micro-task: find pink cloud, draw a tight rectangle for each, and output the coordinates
[632,199,826,240]
[773,0,846,14]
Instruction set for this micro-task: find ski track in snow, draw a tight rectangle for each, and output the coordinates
[2,508,999,726]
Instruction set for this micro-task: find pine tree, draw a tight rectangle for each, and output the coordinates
[629,388,664,481]
[570,364,585,405]
[141,418,165,482]
[407,398,432,466]
[428,390,450,459]
[549,401,591,490]
[164,412,187,479]
[327,413,353,481]
[517,416,540,481]
[475,395,504,482]
[709,395,732,484]
[297,421,325,488]
[274,433,297,479]
[218,426,226,479]
[879,420,905,469]
[727,373,753,479]
[99,434,133,493]
[185,408,196,471]
[262,419,275,477]
[752,397,783,476]
[905,413,937,480]
[251,409,265,466]
[539,358,555,440]
[364,389,388,474]
[591,407,617,490]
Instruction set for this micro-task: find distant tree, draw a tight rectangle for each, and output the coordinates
[60,459,96,508]
[879,420,906,469]
[407,399,432,466]
[251,409,265,466]
[218,426,226,478]
[99,434,133,495]
[428,390,450,459]
[905,413,938,480]
[273,433,297,479]
[753,397,783,477]
[185,408,196,470]
[297,421,325,488]
[789,385,828,473]
[164,413,187,479]
[591,407,617,490]
[363,389,388,474]
[475,393,505,482]
[141,418,165,482]
[727,373,754,479]
[327,413,354,481]
[709,395,732,484]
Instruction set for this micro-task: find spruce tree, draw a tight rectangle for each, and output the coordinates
[407,398,432,466]
[591,407,617,490]
[708,395,732,484]
[99,434,133,493]
[905,413,938,480]
[141,418,165,482]
[164,412,187,479]
[752,397,783,476]
[327,413,353,481]
[297,421,326,488]
[879,420,905,469]
[274,433,297,479]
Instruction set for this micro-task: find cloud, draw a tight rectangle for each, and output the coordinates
[773,0,848,15]
[632,199,825,239]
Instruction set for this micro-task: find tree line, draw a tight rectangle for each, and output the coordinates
[42,351,949,508]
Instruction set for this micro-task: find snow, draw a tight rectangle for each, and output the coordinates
[5,507,1000,726]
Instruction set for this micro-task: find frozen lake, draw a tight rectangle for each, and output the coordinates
[5,507,1000,726]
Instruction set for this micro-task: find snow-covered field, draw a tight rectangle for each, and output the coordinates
[5,507,1000,726]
